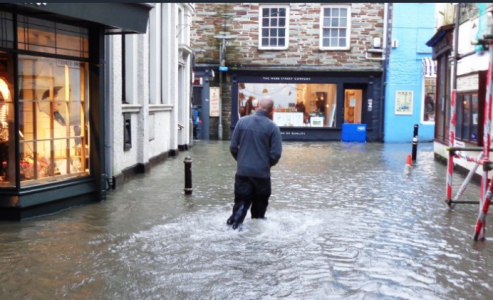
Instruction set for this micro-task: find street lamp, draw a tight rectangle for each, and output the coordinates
[214,35,236,140]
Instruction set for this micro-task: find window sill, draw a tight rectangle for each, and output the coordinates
[149,104,173,112]
[319,47,351,51]
[258,47,289,51]
[122,104,141,113]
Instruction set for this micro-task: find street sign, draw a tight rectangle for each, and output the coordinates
[219,66,228,71]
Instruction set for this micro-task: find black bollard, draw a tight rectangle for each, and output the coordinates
[412,124,419,161]
[184,156,193,195]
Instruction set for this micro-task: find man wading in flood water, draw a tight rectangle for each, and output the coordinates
[227,95,283,230]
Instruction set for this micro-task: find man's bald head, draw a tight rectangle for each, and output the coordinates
[259,96,274,113]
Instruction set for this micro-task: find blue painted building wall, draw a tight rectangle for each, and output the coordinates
[385,3,436,142]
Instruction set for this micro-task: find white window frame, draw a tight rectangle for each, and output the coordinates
[319,5,351,50]
[421,76,436,124]
[258,5,290,50]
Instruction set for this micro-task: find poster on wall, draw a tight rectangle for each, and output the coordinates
[395,90,413,115]
[210,87,220,117]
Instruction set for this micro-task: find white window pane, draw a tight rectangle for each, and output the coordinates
[331,18,339,27]
[279,17,286,27]
[324,18,330,27]
[340,18,347,27]
[339,38,346,48]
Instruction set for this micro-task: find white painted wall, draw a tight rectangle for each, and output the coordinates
[109,3,195,181]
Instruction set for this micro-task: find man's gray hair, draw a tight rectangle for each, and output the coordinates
[259,96,274,112]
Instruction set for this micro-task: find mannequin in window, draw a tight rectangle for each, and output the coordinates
[239,92,246,117]
[243,96,256,116]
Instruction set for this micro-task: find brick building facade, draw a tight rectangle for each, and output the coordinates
[191,3,390,141]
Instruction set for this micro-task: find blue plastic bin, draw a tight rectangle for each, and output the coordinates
[342,123,366,142]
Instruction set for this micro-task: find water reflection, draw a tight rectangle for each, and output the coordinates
[0,141,492,299]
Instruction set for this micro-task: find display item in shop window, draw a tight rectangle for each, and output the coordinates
[227,95,282,230]
[316,99,326,113]
[295,101,305,114]
[241,95,257,117]
[0,63,12,182]
[41,86,66,126]
[239,92,246,116]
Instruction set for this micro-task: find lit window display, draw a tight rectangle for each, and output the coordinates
[0,52,14,186]
[18,55,90,186]
[238,83,338,127]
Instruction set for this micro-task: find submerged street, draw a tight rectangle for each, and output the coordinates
[1,141,492,299]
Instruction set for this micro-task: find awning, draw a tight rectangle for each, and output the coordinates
[5,3,152,34]
[422,57,437,77]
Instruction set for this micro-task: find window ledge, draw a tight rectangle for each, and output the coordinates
[150,104,173,112]
[258,47,289,51]
[122,104,141,113]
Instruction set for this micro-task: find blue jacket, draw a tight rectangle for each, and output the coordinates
[193,109,199,125]
[230,110,282,178]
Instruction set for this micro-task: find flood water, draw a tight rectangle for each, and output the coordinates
[1,141,493,299]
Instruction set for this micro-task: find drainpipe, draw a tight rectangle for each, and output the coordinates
[104,35,114,190]
[379,3,390,141]
[451,3,460,91]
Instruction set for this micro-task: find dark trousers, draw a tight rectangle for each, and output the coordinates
[228,174,271,226]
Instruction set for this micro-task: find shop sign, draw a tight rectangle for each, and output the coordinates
[457,74,478,92]
[210,87,220,117]
[262,77,311,81]
[56,59,81,69]
[281,131,306,136]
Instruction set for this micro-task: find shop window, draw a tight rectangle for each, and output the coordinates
[0,11,14,49]
[423,77,436,122]
[0,52,15,187]
[456,93,479,144]
[18,55,90,186]
[259,5,289,50]
[435,54,450,142]
[238,83,337,127]
[17,15,89,58]
[320,5,351,50]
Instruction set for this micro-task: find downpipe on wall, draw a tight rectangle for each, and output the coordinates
[379,3,390,141]
[104,35,114,190]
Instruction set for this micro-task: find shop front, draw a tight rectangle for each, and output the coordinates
[0,3,150,220]
[230,71,383,142]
